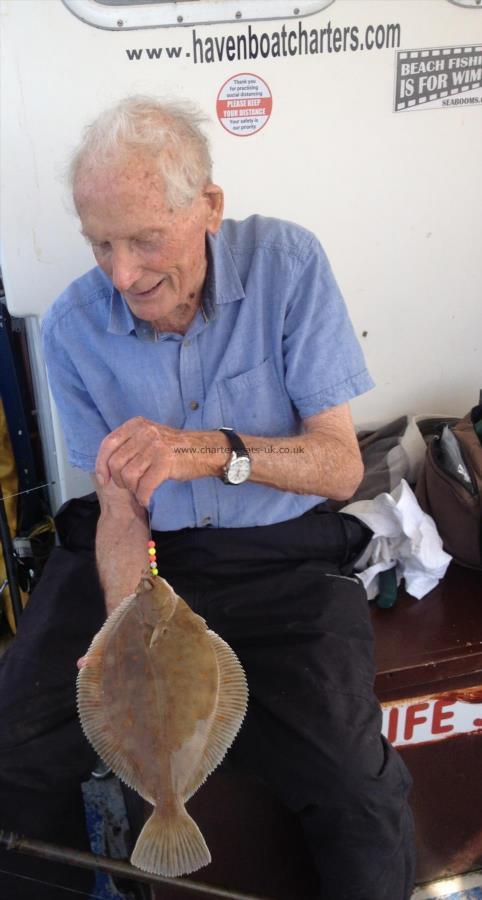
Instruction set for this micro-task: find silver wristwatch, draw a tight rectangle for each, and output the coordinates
[218,427,251,485]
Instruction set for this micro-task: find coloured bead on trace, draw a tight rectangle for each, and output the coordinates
[147,540,157,576]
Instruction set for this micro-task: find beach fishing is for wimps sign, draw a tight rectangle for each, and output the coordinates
[395,44,482,112]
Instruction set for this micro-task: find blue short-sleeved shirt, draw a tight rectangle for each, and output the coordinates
[42,215,373,530]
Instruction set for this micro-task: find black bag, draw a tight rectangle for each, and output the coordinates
[416,393,482,569]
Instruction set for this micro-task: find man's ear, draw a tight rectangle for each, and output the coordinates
[204,184,224,235]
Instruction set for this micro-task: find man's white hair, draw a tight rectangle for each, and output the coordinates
[69,95,213,208]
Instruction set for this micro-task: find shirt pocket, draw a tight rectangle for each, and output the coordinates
[216,356,297,436]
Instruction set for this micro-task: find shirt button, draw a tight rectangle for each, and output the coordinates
[190,400,199,410]
[183,339,191,347]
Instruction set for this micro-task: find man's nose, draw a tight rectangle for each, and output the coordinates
[110,246,142,293]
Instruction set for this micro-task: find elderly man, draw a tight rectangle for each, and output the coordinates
[34,96,415,898]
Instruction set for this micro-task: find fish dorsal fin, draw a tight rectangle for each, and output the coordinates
[185,631,248,801]
[76,590,154,803]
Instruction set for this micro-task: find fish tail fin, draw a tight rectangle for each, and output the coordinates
[130,806,211,877]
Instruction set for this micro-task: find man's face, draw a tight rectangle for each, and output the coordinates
[74,151,223,332]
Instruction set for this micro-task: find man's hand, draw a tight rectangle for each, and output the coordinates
[95,417,184,507]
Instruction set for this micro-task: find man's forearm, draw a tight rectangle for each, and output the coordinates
[185,432,363,500]
[242,432,361,499]
[96,509,149,616]
[94,480,149,616]
[179,428,362,501]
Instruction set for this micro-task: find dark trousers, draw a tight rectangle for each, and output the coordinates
[0,498,415,899]
[153,506,415,900]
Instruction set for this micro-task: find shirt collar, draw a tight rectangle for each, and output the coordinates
[107,286,147,338]
[202,227,245,312]
[106,224,245,340]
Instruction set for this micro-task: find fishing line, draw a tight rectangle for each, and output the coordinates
[0,481,56,503]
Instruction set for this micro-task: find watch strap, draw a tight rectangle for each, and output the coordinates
[218,427,249,457]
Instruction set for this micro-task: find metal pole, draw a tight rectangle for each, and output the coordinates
[0,831,269,900]
[0,484,23,626]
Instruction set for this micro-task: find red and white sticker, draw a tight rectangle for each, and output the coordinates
[381,687,482,748]
[217,73,272,137]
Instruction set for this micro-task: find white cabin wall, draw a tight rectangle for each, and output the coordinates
[1,0,481,504]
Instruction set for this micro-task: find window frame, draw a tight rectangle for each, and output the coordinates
[61,0,336,31]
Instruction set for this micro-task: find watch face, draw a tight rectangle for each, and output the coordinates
[227,456,251,484]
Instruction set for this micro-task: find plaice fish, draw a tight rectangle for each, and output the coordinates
[77,573,248,877]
